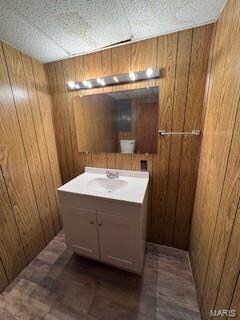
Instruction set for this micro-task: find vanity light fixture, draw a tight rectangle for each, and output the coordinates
[67,67,160,91]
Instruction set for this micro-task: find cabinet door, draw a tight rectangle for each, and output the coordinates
[97,212,139,272]
[61,206,99,260]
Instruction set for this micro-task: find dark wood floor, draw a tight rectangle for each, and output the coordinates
[0,232,201,320]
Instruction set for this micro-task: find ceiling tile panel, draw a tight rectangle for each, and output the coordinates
[5,0,131,55]
[122,0,227,38]
[0,0,69,61]
[0,0,227,62]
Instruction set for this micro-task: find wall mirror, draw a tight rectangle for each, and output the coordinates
[74,86,159,154]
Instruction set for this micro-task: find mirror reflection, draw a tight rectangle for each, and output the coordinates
[74,87,159,154]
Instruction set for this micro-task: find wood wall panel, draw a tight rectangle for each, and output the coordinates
[131,38,157,71]
[215,201,240,313]
[3,43,55,243]
[135,101,158,154]
[130,38,157,89]
[32,60,62,214]
[45,63,70,182]
[230,273,240,320]
[164,29,192,245]
[54,61,75,180]
[62,58,79,176]
[202,104,240,316]
[46,25,213,248]
[102,49,112,78]
[22,55,60,234]
[151,32,178,244]
[0,260,8,292]
[0,41,61,292]
[112,45,130,74]
[74,94,117,153]
[189,1,240,319]
[0,43,45,261]
[173,25,212,249]
[0,167,26,281]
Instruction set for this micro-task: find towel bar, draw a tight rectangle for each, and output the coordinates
[158,129,201,136]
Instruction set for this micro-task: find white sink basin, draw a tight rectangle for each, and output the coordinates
[87,177,128,193]
[58,167,149,204]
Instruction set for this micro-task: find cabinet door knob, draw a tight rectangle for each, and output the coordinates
[98,223,102,226]
[90,220,94,224]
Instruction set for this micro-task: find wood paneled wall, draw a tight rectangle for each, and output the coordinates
[0,41,61,292]
[189,0,240,319]
[46,24,213,249]
[74,94,118,153]
[118,98,158,154]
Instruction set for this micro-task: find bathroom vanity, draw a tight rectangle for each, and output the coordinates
[58,167,149,274]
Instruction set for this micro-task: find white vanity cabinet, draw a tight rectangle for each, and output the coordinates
[97,212,140,271]
[58,167,149,274]
[61,206,100,260]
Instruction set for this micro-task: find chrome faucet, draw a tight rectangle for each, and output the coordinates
[106,170,119,179]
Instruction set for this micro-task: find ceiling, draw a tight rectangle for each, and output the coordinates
[0,0,227,63]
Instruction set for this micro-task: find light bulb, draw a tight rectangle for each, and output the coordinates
[68,81,75,89]
[129,72,136,81]
[113,76,118,83]
[75,83,81,89]
[146,68,154,77]
[82,80,88,86]
[87,81,92,88]
[97,78,105,86]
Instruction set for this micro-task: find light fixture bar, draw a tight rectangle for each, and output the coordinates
[67,68,160,91]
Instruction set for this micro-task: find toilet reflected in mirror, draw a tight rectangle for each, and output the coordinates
[74,87,159,154]
[120,140,136,154]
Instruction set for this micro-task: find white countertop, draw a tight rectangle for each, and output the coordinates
[58,167,149,204]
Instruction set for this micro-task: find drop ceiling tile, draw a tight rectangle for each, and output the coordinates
[0,0,69,62]
[122,0,227,38]
[5,0,131,55]
[0,0,227,62]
